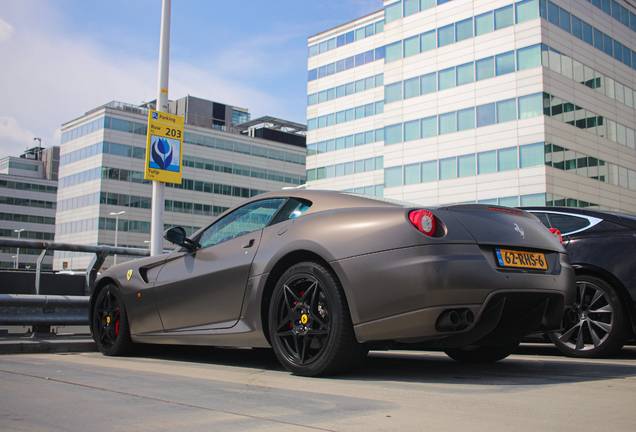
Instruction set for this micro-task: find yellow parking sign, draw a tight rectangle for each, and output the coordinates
[144,109,184,184]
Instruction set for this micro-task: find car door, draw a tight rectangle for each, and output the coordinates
[153,198,286,331]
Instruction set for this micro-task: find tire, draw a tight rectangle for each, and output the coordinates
[268,262,368,377]
[444,342,520,363]
[92,284,134,356]
[548,275,630,358]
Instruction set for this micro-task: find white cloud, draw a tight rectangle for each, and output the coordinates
[0,116,36,156]
[0,17,13,43]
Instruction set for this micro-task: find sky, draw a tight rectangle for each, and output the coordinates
[0,0,383,158]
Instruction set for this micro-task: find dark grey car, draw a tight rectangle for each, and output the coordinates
[524,207,636,358]
[90,190,575,376]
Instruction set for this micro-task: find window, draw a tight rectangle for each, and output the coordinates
[421,116,437,138]
[385,1,403,24]
[457,107,475,131]
[199,199,285,248]
[475,11,494,36]
[404,35,420,57]
[477,103,496,127]
[559,8,571,33]
[499,196,519,207]
[404,77,420,99]
[478,150,497,174]
[404,119,420,141]
[439,112,456,135]
[476,56,495,81]
[497,98,517,123]
[438,67,456,90]
[456,62,474,85]
[517,44,541,70]
[458,154,476,177]
[495,51,515,76]
[520,143,544,168]
[439,157,457,180]
[456,18,473,42]
[547,1,559,26]
[516,0,539,24]
[494,5,514,29]
[518,93,542,119]
[421,72,436,94]
[421,30,436,52]
[403,0,419,17]
[438,23,455,47]
[386,41,403,63]
[385,166,403,187]
[498,147,518,171]
[385,123,403,145]
[404,163,420,184]
[421,160,437,182]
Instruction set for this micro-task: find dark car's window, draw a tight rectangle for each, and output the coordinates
[269,198,312,225]
[532,212,551,227]
[546,213,592,235]
[199,199,286,248]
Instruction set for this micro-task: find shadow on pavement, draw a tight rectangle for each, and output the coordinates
[128,342,636,386]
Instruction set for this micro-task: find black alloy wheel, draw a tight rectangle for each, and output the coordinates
[93,284,133,356]
[268,262,368,377]
[548,275,630,358]
[444,342,520,363]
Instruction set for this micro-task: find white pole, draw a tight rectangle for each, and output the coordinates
[14,229,24,269]
[110,211,125,266]
[150,0,171,256]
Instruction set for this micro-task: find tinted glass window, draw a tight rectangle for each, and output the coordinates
[546,213,591,234]
[199,199,285,248]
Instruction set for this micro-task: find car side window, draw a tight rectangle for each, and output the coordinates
[199,198,286,248]
[269,198,312,225]
[546,214,591,235]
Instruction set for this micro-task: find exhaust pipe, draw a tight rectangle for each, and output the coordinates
[436,308,474,332]
[436,310,460,332]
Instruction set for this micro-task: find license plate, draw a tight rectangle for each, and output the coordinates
[496,249,548,270]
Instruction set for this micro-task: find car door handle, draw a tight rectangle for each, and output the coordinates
[243,239,255,248]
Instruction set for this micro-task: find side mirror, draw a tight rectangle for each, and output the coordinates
[163,227,198,249]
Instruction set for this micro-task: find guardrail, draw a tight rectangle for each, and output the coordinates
[0,239,151,332]
[0,294,89,326]
[0,238,150,295]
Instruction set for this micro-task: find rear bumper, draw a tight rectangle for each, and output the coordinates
[331,243,575,343]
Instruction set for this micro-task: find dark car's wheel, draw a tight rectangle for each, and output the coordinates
[92,284,133,356]
[548,275,630,358]
[444,342,520,363]
[268,262,368,376]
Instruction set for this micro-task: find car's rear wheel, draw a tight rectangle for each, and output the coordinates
[268,262,368,376]
[548,275,630,358]
[92,284,133,356]
[444,342,520,363]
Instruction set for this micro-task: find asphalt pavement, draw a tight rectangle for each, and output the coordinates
[1,340,635,431]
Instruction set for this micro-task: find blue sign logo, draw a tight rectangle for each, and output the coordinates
[152,112,158,119]
[149,136,180,172]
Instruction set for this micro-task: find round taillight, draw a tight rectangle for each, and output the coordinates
[409,210,436,236]
[549,228,563,244]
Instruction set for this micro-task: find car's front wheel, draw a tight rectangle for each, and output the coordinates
[548,275,630,358]
[92,284,133,356]
[444,342,520,363]
[268,262,368,376]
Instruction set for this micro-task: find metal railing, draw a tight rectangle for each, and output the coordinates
[0,238,150,295]
[0,239,150,330]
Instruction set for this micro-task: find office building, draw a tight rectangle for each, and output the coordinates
[56,96,306,270]
[305,0,636,214]
[0,146,59,269]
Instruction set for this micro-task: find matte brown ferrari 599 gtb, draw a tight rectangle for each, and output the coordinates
[90,190,575,376]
